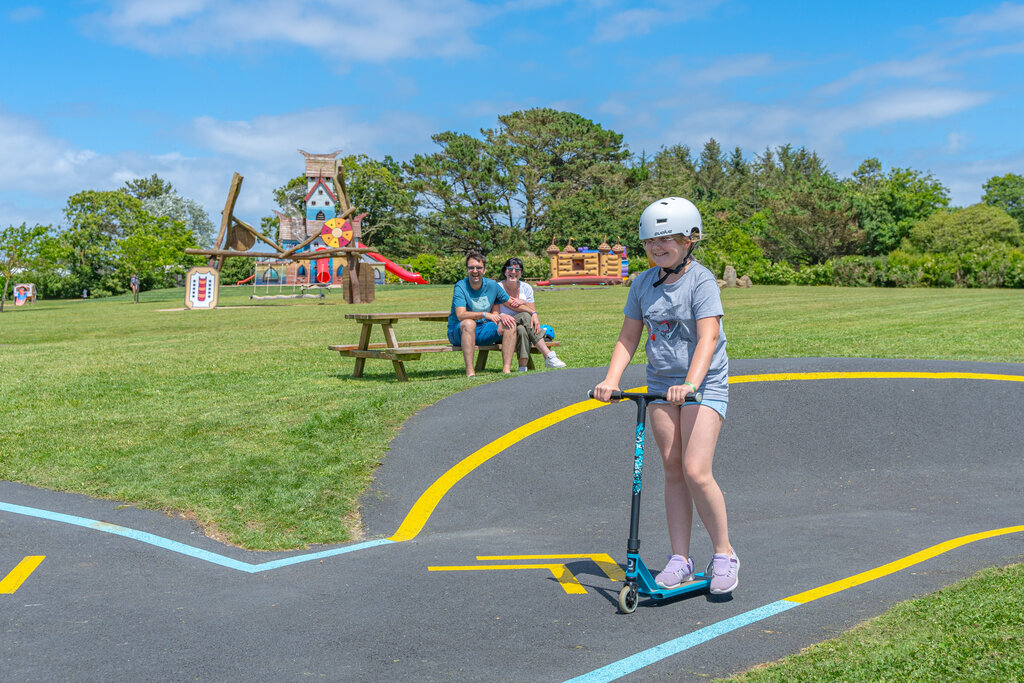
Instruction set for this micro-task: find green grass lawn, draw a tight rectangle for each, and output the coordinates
[2,282,1023,680]
[722,563,1024,682]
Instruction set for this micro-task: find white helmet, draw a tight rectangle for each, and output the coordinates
[638,197,703,242]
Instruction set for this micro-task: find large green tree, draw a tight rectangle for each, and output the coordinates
[61,190,150,292]
[115,213,199,290]
[124,174,215,248]
[982,173,1024,230]
[123,173,174,200]
[0,223,50,312]
[404,131,510,254]
[694,138,728,202]
[339,154,419,257]
[849,159,950,254]
[644,144,698,200]
[761,174,864,264]
[485,108,629,237]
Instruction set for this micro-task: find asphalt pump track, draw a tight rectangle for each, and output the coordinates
[3,358,1023,681]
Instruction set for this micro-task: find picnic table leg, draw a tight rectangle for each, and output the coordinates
[381,322,409,382]
[474,349,488,372]
[353,323,372,378]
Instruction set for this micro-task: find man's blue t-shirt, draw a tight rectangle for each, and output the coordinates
[447,278,509,337]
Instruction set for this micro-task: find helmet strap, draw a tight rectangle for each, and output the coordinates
[653,242,697,287]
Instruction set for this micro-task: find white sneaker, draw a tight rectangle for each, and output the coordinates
[544,354,566,369]
[518,366,529,372]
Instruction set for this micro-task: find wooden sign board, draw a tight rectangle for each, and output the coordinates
[185,267,219,309]
[343,263,375,304]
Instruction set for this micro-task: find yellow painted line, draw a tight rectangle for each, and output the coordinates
[786,525,1024,604]
[428,563,587,594]
[391,372,1024,542]
[477,553,626,582]
[730,371,1024,384]
[390,397,608,541]
[0,555,45,594]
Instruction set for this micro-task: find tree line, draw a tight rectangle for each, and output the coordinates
[2,175,213,303]
[5,107,1024,305]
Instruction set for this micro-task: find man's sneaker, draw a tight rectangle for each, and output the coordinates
[544,353,567,369]
[518,366,529,372]
[709,550,739,594]
[655,554,694,589]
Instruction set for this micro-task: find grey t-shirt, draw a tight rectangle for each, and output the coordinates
[623,261,729,400]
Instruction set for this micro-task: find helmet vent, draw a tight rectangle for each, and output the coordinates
[656,218,667,224]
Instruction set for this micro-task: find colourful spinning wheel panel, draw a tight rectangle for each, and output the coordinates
[322,217,353,248]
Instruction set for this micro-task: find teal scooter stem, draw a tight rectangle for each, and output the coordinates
[589,389,712,613]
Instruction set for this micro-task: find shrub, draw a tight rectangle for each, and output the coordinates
[628,256,649,273]
[432,255,467,284]
[699,227,770,279]
[750,260,798,285]
[908,204,1023,253]
[406,254,438,282]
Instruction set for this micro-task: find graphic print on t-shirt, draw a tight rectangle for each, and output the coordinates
[468,291,491,311]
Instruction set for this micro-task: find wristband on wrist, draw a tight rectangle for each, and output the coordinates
[683,381,699,395]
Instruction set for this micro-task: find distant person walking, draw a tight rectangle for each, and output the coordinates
[130,273,140,303]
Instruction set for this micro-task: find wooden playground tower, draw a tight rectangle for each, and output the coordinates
[185,151,375,303]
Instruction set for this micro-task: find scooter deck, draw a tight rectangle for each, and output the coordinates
[627,554,712,601]
[641,572,711,600]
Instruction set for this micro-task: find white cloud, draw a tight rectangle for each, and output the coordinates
[82,0,488,62]
[8,5,44,22]
[0,104,435,231]
[817,53,954,96]
[817,89,990,136]
[687,54,784,85]
[592,8,669,42]
[953,1,1024,34]
[591,0,724,43]
[0,108,99,192]
[190,107,433,163]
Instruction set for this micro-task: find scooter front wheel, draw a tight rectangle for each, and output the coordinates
[618,583,639,614]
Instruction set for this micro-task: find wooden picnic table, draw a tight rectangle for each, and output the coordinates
[331,311,449,382]
[329,310,559,381]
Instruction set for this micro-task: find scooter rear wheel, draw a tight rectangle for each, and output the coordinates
[618,583,638,614]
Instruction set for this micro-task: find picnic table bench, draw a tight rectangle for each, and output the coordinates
[329,310,560,381]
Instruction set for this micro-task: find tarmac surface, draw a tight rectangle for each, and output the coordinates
[3,358,1023,682]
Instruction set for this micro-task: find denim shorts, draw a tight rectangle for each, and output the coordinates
[651,397,727,420]
[691,398,727,420]
[447,320,502,346]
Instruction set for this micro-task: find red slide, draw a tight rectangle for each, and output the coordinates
[357,242,429,284]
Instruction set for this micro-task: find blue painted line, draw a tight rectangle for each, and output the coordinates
[564,600,800,683]
[0,501,392,573]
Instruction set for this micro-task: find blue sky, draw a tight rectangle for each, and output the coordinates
[2,1,1023,232]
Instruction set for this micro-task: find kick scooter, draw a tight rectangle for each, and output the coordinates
[589,389,712,613]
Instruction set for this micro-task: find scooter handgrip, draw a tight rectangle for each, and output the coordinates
[587,390,624,400]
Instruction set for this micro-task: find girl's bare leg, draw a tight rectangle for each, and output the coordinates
[650,403,730,557]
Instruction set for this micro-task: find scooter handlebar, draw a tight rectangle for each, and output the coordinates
[588,389,703,403]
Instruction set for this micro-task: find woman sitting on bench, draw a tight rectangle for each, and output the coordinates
[497,257,567,372]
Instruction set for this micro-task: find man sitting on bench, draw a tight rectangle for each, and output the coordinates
[447,251,521,377]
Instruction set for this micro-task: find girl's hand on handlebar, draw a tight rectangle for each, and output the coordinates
[666,383,693,405]
[592,382,619,403]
